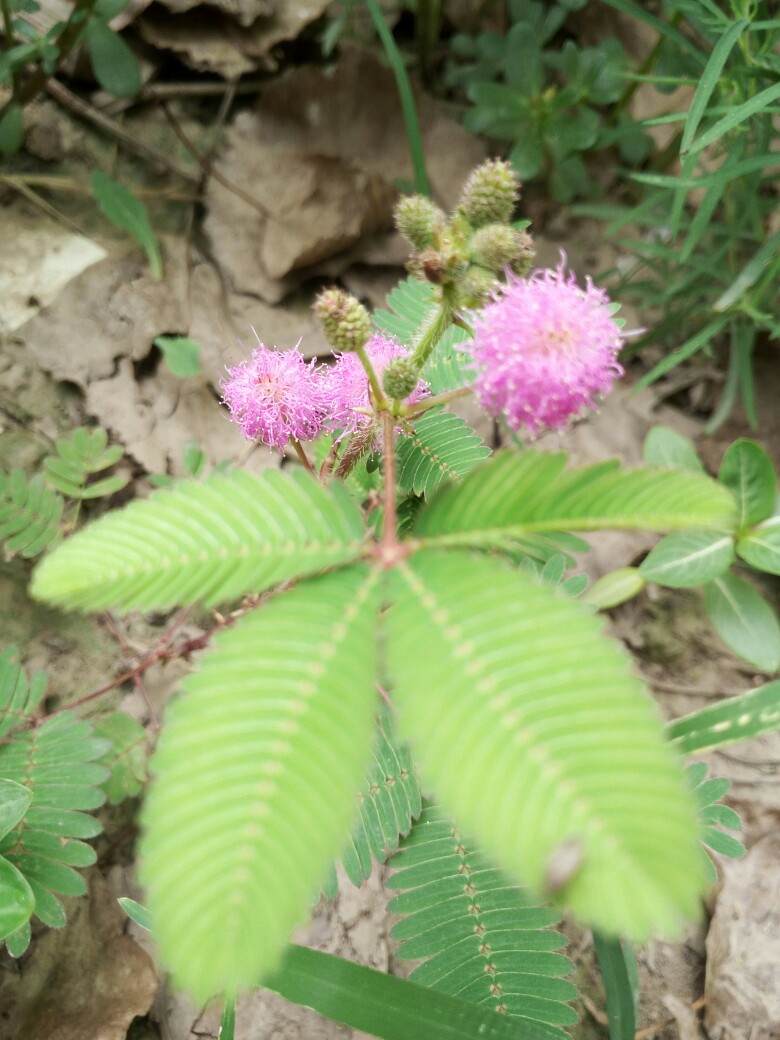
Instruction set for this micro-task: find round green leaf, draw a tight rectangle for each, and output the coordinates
[0,855,35,941]
[154,336,202,379]
[718,439,776,530]
[643,426,704,473]
[0,779,31,840]
[585,566,645,610]
[640,532,735,588]
[0,101,24,157]
[704,573,780,672]
[737,516,780,575]
[85,19,141,98]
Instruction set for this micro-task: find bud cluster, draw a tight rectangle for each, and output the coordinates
[392,159,535,310]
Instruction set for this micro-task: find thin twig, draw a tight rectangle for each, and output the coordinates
[45,78,200,183]
[0,173,197,200]
[0,173,87,235]
[290,438,316,477]
[160,101,270,217]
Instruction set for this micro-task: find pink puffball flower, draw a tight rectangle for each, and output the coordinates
[324,332,429,437]
[221,344,327,450]
[470,261,625,436]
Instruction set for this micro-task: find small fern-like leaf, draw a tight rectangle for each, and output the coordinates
[388,804,577,1035]
[140,565,382,1000]
[0,471,63,558]
[397,411,490,498]
[0,647,47,740]
[339,708,422,887]
[31,468,366,613]
[0,710,109,945]
[384,552,707,941]
[687,763,745,883]
[373,277,473,393]
[374,277,435,346]
[416,450,737,543]
[43,426,128,500]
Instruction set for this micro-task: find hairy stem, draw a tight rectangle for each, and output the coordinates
[410,292,454,370]
[290,438,316,477]
[381,411,398,557]
[355,344,387,409]
[404,385,473,418]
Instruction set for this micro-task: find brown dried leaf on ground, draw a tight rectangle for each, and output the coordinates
[705,832,780,1040]
[0,209,106,333]
[17,240,331,474]
[156,0,272,27]
[137,0,331,77]
[0,871,157,1040]
[203,45,486,302]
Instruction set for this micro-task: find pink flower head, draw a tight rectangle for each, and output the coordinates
[221,344,327,449]
[323,332,429,437]
[470,261,625,435]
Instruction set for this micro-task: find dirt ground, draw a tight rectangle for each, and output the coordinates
[1,12,779,1040]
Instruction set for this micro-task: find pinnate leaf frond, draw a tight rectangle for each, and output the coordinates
[338,709,422,888]
[384,551,707,941]
[43,426,129,500]
[388,804,577,1035]
[415,450,737,544]
[397,411,490,498]
[140,565,382,1000]
[0,709,109,949]
[31,468,366,613]
[0,471,63,559]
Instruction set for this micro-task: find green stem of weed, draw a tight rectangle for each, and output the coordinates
[410,291,454,370]
[364,0,431,197]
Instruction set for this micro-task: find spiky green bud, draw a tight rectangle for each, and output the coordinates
[382,357,420,401]
[458,159,520,229]
[394,195,446,250]
[470,225,535,274]
[456,266,499,308]
[313,288,371,352]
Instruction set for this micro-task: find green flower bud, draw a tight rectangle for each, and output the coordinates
[313,288,371,352]
[382,357,420,401]
[458,159,520,229]
[395,195,446,250]
[456,266,499,308]
[470,225,535,274]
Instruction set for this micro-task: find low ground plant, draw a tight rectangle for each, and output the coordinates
[3,160,779,1039]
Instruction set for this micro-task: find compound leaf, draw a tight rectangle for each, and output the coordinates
[0,470,63,559]
[0,647,47,740]
[338,709,421,888]
[397,411,490,498]
[31,468,365,613]
[686,763,744,883]
[388,804,576,1035]
[416,451,737,546]
[384,552,707,941]
[140,566,381,1000]
[43,426,128,500]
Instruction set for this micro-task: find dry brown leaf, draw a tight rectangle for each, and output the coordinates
[156,0,273,27]
[0,208,106,333]
[204,45,486,302]
[0,871,157,1040]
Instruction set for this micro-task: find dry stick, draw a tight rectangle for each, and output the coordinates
[0,173,88,235]
[0,173,198,200]
[634,995,706,1040]
[45,78,201,184]
[160,101,270,218]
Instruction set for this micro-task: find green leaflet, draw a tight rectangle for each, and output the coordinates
[31,468,366,613]
[737,514,780,575]
[687,764,745,884]
[387,804,577,1036]
[639,531,735,587]
[43,426,128,501]
[337,710,422,890]
[718,439,776,530]
[0,647,47,740]
[396,411,490,498]
[415,450,737,544]
[0,704,109,950]
[140,566,382,1000]
[0,470,63,559]
[668,681,780,755]
[703,573,780,673]
[384,552,707,941]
